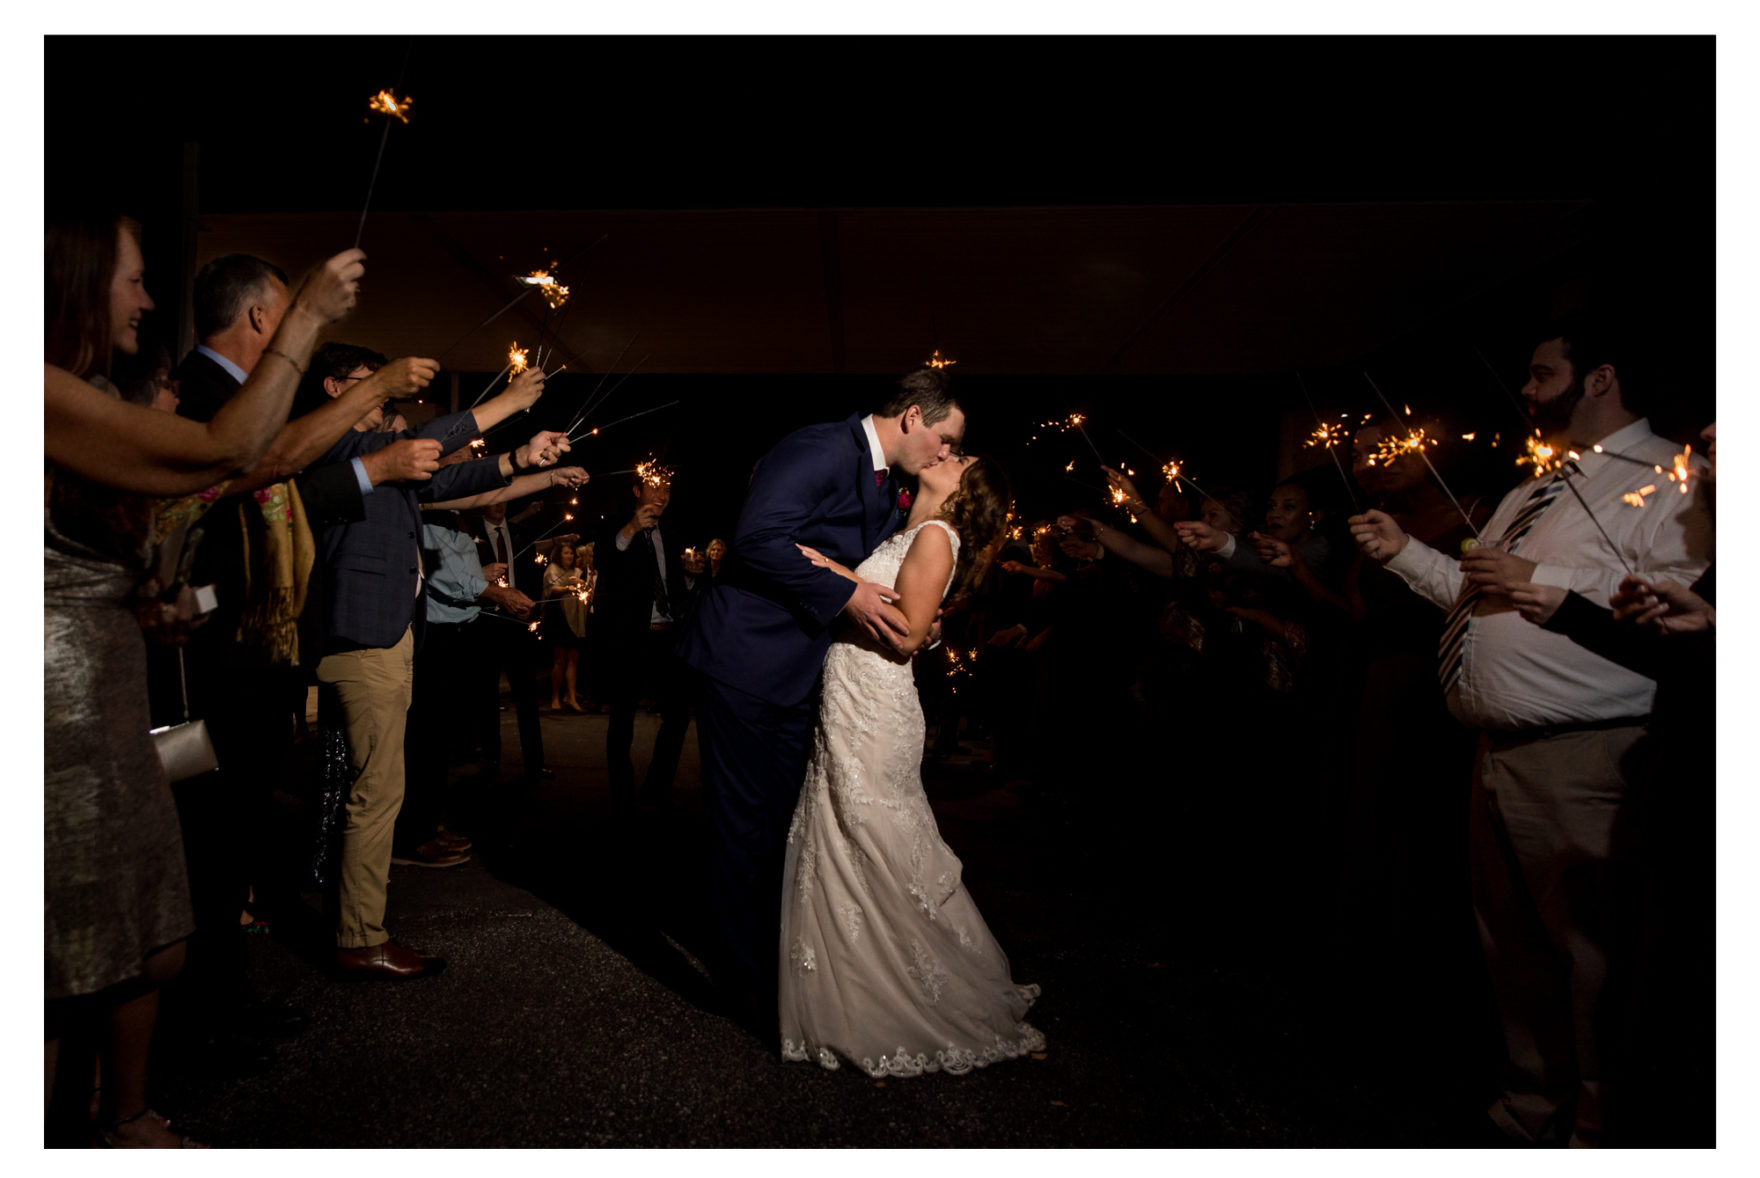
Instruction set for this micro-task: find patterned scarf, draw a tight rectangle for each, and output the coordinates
[237,480,315,666]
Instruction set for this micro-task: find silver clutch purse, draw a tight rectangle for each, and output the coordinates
[151,646,219,782]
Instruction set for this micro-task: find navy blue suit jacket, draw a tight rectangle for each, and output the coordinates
[676,413,900,707]
[313,411,511,651]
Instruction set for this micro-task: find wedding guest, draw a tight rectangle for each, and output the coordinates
[302,343,565,980]
[45,212,361,1145]
[1506,419,1716,1146]
[544,536,592,711]
[596,471,696,818]
[1349,317,1712,1146]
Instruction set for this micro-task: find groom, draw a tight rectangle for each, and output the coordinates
[676,368,967,1029]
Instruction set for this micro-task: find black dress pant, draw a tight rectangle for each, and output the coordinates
[472,614,545,774]
[603,626,692,811]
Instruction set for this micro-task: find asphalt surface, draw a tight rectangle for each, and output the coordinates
[134,699,1498,1149]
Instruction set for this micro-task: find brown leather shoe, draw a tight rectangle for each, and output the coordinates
[336,941,446,980]
[433,828,473,853]
[390,839,469,868]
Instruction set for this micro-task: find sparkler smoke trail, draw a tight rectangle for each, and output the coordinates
[1361,372,1482,540]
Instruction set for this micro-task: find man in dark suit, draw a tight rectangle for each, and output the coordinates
[675,369,966,1027]
[305,343,565,979]
[596,470,697,818]
[468,500,551,782]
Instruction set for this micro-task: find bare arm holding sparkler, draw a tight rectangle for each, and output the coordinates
[45,249,365,496]
[1101,467,1187,555]
[1058,513,1176,579]
[471,367,550,433]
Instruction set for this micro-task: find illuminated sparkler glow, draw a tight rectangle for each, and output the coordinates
[635,457,674,488]
[367,89,412,123]
[1305,422,1350,450]
[926,348,957,370]
[1623,485,1658,508]
[508,343,529,378]
[1517,434,1566,477]
[517,268,570,309]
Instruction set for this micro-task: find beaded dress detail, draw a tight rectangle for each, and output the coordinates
[779,521,1043,1076]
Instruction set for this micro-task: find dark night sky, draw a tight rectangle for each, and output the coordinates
[43,35,1716,547]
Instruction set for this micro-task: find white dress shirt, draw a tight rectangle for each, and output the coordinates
[860,415,888,479]
[1385,418,1712,730]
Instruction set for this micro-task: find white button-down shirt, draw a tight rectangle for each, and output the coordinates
[861,414,888,479]
[1385,418,1712,730]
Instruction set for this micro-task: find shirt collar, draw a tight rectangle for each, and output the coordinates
[860,415,887,475]
[1569,418,1656,474]
[194,344,250,387]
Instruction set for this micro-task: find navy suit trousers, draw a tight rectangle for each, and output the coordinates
[693,669,816,1009]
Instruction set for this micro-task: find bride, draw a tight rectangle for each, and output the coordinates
[780,453,1044,1076]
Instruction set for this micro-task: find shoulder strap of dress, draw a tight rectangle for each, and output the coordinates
[917,518,960,549]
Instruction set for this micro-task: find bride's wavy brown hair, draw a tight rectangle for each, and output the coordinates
[937,457,1012,596]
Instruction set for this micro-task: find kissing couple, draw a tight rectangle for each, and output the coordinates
[676,367,1043,1077]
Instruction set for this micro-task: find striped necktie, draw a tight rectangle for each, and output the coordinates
[1436,476,1565,695]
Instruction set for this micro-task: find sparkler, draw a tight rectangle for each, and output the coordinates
[560,332,640,437]
[635,457,674,488]
[942,645,978,695]
[1294,372,1361,513]
[926,348,957,370]
[354,87,413,249]
[566,398,680,445]
[511,516,584,562]
[1361,372,1482,540]
[1516,435,1566,478]
[1561,461,1634,575]
[517,268,571,310]
[1623,485,1658,508]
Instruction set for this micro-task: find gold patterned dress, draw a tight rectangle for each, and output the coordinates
[44,424,194,999]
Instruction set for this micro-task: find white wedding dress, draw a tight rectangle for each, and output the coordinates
[779,520,1044,1076]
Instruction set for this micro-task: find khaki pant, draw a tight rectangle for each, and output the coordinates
[1471,722,1644,1148]
[318,627,415,949]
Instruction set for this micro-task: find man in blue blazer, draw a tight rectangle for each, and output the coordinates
[676,368,967,1029]
[302,343,568,980]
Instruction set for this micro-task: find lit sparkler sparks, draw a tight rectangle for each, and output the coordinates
[367,89,412,123]
[942,645,979,694]
[1367,427,1436,467]
[635,457,674,488]
[1517,434,1566,478]
[1304,421,1351,450]
[926,348,957,370]
[1623,485,1658,508]
[508,342,529,378]
[517,268,570,309]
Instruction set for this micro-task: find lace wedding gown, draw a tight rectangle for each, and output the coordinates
[780,520,1043,1076]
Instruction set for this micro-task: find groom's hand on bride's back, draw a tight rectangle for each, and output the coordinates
[842,580,910,651]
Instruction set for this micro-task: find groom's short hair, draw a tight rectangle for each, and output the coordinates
[879,368,961,426]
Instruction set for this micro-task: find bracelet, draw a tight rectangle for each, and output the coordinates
[262,347,305,376]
